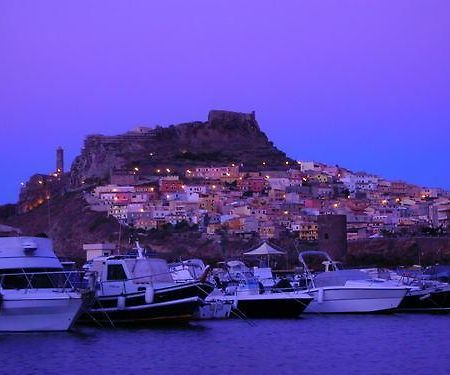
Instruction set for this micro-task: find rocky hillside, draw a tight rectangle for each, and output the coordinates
[70,110,291,187]
[2,191,125,260]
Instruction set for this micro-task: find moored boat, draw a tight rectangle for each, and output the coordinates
[297,251,408,314]
[169,259,233,319]
[0,237,85,332]
[374,268,450,312]
[80,246,214,325]
[208,261,312,319]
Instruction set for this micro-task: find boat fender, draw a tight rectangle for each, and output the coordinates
[145,286,154,304]
[419,293,431,301]
[117,296,126,310]
[317,288,324,304]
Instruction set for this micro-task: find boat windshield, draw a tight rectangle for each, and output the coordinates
[124,259,174,283]
[0,268,68,289]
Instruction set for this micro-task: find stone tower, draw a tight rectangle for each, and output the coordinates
[317,214,348,260]
[56,146,64,174]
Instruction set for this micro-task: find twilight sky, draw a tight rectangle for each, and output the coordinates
[1,1,449,204]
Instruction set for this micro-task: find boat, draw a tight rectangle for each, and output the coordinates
[0,236,86,332]
[207,260,313,319]
[366,267,450,312]
[80,245,215,325]
[169,259,233,319]
[297,251,408,314]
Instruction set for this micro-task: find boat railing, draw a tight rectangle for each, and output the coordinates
[0,270,94,293]
[395,268,447,288]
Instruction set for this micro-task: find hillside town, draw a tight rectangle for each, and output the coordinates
[19,145,449,246]
[89,163,450,241]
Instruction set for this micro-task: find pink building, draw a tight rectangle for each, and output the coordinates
[188,165,239,179]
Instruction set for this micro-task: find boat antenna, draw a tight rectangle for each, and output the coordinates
[117,221,122,255]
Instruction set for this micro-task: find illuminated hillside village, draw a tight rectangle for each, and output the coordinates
[18,143,450,246]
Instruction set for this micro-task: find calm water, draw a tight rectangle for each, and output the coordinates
[1,315,450,375]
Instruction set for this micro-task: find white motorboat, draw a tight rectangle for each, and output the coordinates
[298,251,408,314]
[0,237,85,332]
[208,261,312,319]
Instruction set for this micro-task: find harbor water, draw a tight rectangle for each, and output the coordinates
[1,314,450,375]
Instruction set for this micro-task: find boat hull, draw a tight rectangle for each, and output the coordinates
[0,290,83,332]
[80,296,201,325]
[304,287,407,314]
[153,282,214,303]
[397,287,450,312]
[194,300,233,320]
[211,292,312,319]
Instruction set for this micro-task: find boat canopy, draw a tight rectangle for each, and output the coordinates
[314,270,372,287]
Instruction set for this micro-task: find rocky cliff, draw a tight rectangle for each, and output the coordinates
[70,110,290,187]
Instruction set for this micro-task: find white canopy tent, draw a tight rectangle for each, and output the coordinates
[243,241,286,267]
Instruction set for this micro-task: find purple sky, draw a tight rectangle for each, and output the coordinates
[1,1,449,204]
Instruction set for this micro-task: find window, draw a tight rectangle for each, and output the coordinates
[0,268,61,289]
[107,264,127,281]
